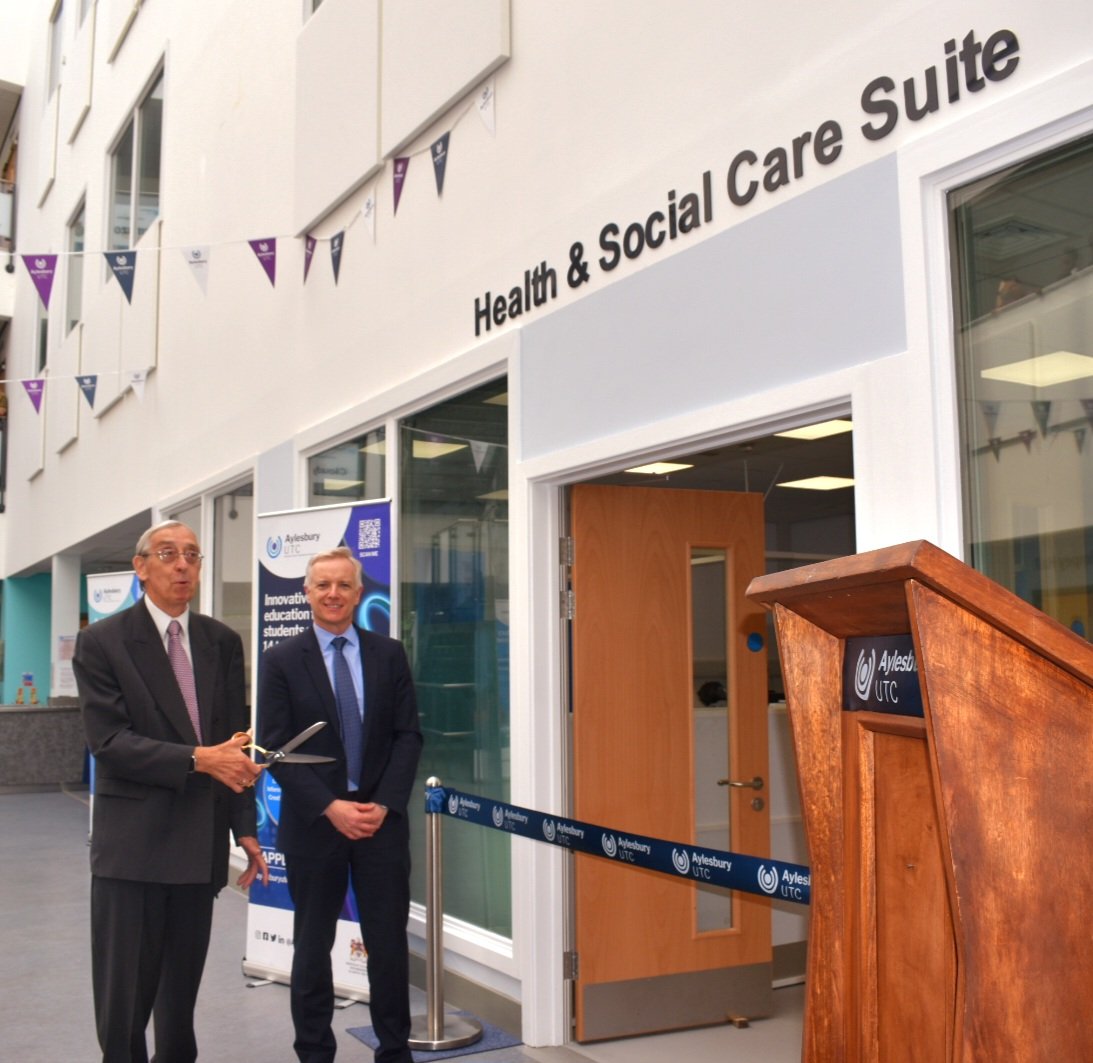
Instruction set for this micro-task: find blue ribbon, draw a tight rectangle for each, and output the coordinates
[425,785,810,905]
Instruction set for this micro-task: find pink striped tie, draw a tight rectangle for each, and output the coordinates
[167,620,203,742]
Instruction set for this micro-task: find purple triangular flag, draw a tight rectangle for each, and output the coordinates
[331,231,344,285]
[1017,429,1035,452]
[22,255,58,309]
[76,374,97,409]
[23,379,45,413]
[304,235,317,282]
[988,437,1002,461]
[249,238,277,286]
[431,132,450,196]
[393,157,410,215]
[104,251,137,303]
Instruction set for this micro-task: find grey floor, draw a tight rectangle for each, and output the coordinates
[0,787,803,1062]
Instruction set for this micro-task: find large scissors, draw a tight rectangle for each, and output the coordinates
[236,720,336,765]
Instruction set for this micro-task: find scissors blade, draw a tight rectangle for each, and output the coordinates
[273,752,336,764]
[278,720,328,756]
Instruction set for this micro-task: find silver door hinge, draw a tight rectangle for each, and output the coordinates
[561,535,574,568]
[562,587,575,620]
[563,950,579,980]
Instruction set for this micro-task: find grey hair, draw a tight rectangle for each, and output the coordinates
[304,546,363,589]
[134,520,196,558]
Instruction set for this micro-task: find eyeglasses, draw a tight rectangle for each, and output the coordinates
[143,548,204,565]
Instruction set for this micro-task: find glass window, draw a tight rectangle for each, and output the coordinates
[399,380,510,934]
[213,484,255,693]
[950,132,1093,641]
[307,427,386,506]
[66,200,85,334]
[36,300,49,373]
[109,72,163,250]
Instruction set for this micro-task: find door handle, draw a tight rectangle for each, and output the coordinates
[717,776,764,790]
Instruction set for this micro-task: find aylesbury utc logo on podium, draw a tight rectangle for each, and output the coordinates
[843,634,924,717]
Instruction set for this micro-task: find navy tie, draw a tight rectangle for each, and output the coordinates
[331,636,363,789]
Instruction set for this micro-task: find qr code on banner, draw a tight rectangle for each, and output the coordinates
[357,518,382,553]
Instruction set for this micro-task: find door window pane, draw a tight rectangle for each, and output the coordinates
[950,132,1093,640]
[400,381,510,935]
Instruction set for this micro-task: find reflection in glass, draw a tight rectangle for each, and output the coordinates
[399,380,510,935]
[213,484,254,692]
[691,547,734,933]
[307,427,386,506]
[950,132,1093,641]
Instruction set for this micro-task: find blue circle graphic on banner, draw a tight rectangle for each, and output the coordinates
[747,632,764,652]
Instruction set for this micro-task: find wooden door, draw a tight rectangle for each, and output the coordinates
[570,484,771,1041]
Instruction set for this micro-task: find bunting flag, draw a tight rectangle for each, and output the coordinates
[477,78,496,135]
[128,369,148,402]
[470,440,490,472]
[331,231,344,284]
[104,251,137,303]
[1031,401,1051,437]
[22,254,58,309]
[988,437,1002,460]
[980,400,1000,437]
[182,246,210,294]
[304,235,317,282]
[249,238,277,286]
[1017,429,1036,452]
[393,157,410,215]
[363,191,377,243]
[1075,428,1087,454]
[23,378,45,413]
[76,374,97,409]
[431,132,450,196]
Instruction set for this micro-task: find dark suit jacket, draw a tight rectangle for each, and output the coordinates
[257,625,422,857]
[73,599,257,889]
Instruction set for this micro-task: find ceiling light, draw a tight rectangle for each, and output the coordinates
[360,441,387,455]
[624,461,694,475]
[413,440,467,459]
[322,478,364,492]
[980,351,1093,388]
[483,392,508,406]
[477,489,509,501]
[775,419,853,440]
[777,476,855,491]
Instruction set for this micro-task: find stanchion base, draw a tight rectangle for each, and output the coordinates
[408,1013,483,1051]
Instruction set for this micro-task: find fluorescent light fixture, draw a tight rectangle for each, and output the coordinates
[980,351,1093,387]
[775,418,853,440]
[413,440,467,459]
[322,478,364,492]
[477,489,509,501]
[624,461,694,475]
[777,476,855,491]
[483,392,509,406]
[360,441,387,455]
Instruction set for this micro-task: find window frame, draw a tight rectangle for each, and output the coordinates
[107,67,164,253]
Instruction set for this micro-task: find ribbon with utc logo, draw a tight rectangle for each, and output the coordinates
[425,785,811,905]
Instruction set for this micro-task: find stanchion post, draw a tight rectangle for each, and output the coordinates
[408,777,483,1051]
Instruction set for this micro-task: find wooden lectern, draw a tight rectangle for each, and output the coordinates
[746,541,1093,1063]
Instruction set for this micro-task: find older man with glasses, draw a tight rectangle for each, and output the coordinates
[74,519,268,1063]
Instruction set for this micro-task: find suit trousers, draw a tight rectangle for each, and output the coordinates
[285,819,412,1063]
[90,876,215,1063]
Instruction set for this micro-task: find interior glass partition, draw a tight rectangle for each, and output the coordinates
[399,380,510,936]
[950,132,1093,641]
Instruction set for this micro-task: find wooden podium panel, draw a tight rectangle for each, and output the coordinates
[748,541,1093,1063]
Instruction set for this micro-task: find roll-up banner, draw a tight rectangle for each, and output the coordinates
[84,573,144,824]
[243,500,392,1000]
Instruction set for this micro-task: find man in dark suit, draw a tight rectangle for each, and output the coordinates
[258,546,423,1063]
[74,520,268,1063]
